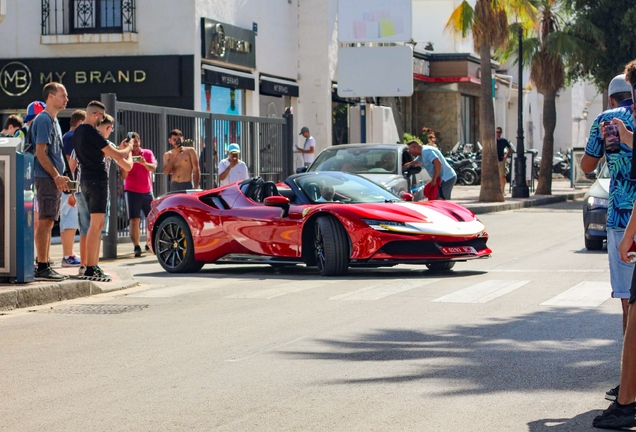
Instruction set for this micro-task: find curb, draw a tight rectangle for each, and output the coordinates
[462,191,587,215]
[0,268,138,312]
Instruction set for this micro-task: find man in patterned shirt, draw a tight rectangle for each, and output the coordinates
[581,74,635,417]
[583,74,636,323]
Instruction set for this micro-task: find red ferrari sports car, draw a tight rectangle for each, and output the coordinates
[147,172,491,276]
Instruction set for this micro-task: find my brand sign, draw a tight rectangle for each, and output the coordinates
[0,55,194,110]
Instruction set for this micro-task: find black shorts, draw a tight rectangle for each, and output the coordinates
[125,191,153,220]
[81,179,109,214]
[170,181,193,192]
[35,177,62,220]
[630,265,636,304]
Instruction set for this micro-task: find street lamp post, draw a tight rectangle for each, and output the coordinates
[512,24,530,198]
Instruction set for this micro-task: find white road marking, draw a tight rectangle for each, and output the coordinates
[329,279,440,301]
[540,281,611,307]
[129,279,250,298]
[431,280,530,303]
[223,281,332,299]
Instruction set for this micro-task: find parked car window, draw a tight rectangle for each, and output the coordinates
[309,148,399,175]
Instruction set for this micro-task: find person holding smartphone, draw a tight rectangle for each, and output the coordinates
[163,129,200,191]
[593,64,636,430]
[218,143,248,186]
[120,132,157,257]
[296,126,315,167]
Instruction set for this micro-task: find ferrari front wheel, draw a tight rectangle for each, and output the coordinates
[155,216,204,273]
[314,216,349,276]
[426,262,456,272]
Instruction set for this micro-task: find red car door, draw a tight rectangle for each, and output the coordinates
[220,205,302,257]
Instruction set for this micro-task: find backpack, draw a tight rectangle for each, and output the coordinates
[21,126,34,154]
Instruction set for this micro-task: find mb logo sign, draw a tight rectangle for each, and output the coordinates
[0,62,32,97]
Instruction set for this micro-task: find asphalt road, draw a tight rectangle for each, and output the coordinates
[0,200,620,431]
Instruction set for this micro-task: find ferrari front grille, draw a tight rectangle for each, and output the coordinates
[378,238,488,256]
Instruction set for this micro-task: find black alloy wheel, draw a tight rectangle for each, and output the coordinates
[460,168,478,186]
[314,216,349,276]
[155,216,204,273]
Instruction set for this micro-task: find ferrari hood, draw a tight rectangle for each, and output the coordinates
[341,201,485,236]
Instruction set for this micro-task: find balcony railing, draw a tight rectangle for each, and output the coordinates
[42,0,136,35]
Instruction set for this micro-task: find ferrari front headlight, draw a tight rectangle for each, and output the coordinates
[361,219,406,231]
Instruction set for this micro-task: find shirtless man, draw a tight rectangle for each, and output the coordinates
[163,129,200,191]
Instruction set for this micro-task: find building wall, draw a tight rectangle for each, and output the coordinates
[298,0,335,153]
[0,0,196,59]
[412,88,461,152]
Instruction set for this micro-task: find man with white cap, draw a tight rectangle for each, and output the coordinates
[297,126,315,167]
[218,143,248,186]
[581,73,636,409]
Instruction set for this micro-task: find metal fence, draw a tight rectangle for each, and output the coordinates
[100,94,294,258]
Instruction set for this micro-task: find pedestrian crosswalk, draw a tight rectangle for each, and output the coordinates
[430,280,530,304]
[130,275,615,307]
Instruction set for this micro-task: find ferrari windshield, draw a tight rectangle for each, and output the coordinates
[308,147,398,175]
[293,172,400,204]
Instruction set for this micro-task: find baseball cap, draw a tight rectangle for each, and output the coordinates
[609,74,631,97]
[228,143,240,153]
[299,126,309,135]
[24,101,46,123]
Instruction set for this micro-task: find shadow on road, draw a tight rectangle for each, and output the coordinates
[527,411,601,431]
[282,308,620,396]
[132,265,488,280]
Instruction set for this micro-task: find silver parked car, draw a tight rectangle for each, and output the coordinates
[582,163,609,250]
[301,143,431,200]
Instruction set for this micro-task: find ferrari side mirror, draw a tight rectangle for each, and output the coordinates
[296,167,308,174]
[400,192,414,202]
[264,195,291,217]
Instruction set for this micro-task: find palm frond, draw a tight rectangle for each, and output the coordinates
[445,1,475,39]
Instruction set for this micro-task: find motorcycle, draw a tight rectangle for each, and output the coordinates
[533,150,570,180]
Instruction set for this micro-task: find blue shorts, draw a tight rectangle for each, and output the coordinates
[59,193,79,231]
[607,228,635,299]
[76,192,90,237]
[76,191,110,236]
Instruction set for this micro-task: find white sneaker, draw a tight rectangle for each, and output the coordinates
[78,265,86,276]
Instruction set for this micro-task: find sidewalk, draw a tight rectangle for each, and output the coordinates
[454,178,588,214]
[0,178,588,311]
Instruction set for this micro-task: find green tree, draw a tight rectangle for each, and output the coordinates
[446,0,535,202]
[500,0,578,194]
[565,0,636,94]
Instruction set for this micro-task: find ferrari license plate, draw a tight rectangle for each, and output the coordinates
[440,246,477,255]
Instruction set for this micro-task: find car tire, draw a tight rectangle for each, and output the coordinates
[314,216,349,276]
[426,262,456,272]
[585,237,604,251]
[155,216,204,273]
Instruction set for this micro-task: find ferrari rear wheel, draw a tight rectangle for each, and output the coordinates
[155,216,204,273]
[314,216,349,276]
[426,262,456,272]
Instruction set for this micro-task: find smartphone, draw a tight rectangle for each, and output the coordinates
[604,123,621,154]
[66,180,78,192]
[126,132,133,142]
[132,156,141,162]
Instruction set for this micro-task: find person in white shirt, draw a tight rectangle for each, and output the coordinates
[297,126,315,167]
[218,143,249,186]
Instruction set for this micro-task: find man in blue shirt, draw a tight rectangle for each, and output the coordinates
[32,82,71,281]
[404,140,457,200]
[582,74,636,324]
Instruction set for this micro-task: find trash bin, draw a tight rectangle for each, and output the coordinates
[0,137,34,283]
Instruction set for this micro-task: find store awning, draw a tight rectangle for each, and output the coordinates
[413,73,481,85]
[259,75,299,97]
[202,64,255,90]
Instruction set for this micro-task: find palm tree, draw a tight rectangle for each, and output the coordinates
[446,1,535,202]
[499,0,577,194]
